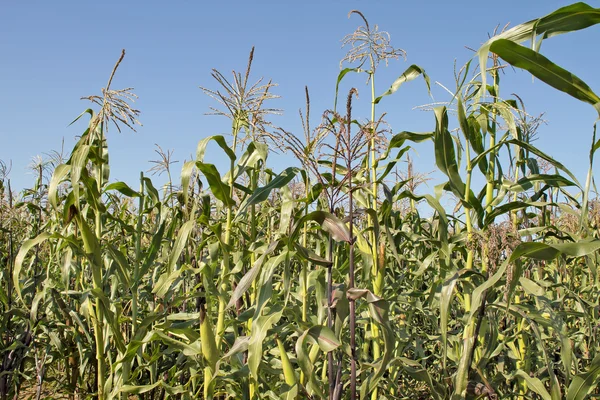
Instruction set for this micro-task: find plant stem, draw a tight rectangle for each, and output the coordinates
[580,123,598,232]
[464,139,474,314]
[132,172,144,336]
[94,125,106,400]
[327,236,334,400]
[368,61,382,400]
[348,134,357,400]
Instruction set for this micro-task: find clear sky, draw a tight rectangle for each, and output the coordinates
[1,1,599,196]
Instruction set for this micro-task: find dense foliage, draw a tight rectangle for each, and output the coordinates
[2,3,600,399]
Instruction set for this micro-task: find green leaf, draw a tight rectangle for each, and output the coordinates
[295,325,340,398]
[142,177,160,206]
[334,67,361,110]
[374,64,431,104]
[220,336,250,360]
[278,185,295,235]
[248,306,284,381]
[519,277,545,296]
[398,357,445,400]
[227,241,280,309]
[13,232,52,303]
[91,287,127,353]
[593,136,600,154]
[477,2,600,102]
[106,245,132,288]
[457,97,484,155]
[235,167,299,220]
[104,181,141,197]
[68,108,94,127]
[567,355,600,400]
[70,144,91,205]
[293,242,332,266]
[441,270,460,373]
[49,164,70,210]
[74,214,103,287]
[196,162,235,207]
[347,288,394,395]
[152,220,194,297]
[491,39,600,116]
[509,239,600,262]
[505,174,577,193]
[118,381,186,396]
[515,370,552,400]
[305,325,340,353]
[167,220,194,273]
[434,107,465,199]
[180,160,196,206]
[196,135,236,162]
[292,211,352,243]
[139,219,166,280]
[235,141,268,178]
[470,138,581,189]
[382,131,433,159]
[484,200,549,226]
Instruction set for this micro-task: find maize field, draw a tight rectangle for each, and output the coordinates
[1,3,600,399]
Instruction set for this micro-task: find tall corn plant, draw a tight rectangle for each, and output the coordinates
[13,50,143,400]
[337,12,431,399]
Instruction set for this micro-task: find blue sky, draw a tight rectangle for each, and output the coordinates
[1,1,599,198]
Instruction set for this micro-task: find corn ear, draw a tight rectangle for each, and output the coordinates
[277,336,297,386]
[200,305,218,371]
